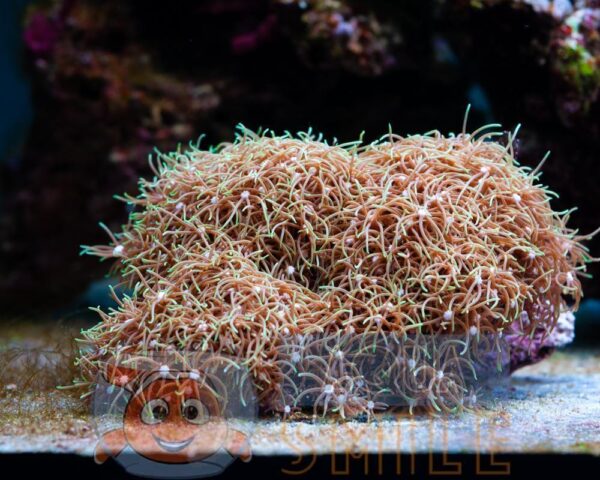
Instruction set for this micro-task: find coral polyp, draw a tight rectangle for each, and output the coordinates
[76,126,593,415]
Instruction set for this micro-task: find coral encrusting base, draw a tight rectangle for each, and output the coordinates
[76,127,592,415]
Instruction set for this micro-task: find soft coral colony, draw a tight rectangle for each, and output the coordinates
[76,125,593,416]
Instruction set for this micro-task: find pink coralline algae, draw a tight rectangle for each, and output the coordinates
[551,8,600,119]
[23,13,61,55]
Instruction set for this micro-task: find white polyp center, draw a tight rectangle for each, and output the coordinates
[566,272,574,284]
[189,369,200,381]
[512,193,522,203]
[443,310,453,321]
[241,191,250,200]
[211,196,218,204]
[159,365,170,377]
[417,207,429,217]
[284,405,291,414]
[436,370,444,379]
[324,384,334,395]
[286,265,296,276]
[175,202,184,211]
[408,359,416,369]
[112,245,124,256]
[469,325,478,336]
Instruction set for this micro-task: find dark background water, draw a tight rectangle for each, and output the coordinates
[0,0,599,340]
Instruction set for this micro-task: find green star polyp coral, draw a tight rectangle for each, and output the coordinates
[77,126,593,415]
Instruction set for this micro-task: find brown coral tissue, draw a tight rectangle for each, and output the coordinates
[75,125,594,417]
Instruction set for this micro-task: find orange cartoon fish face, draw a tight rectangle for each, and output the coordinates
[122,376,229,463]
[94,364,252,468]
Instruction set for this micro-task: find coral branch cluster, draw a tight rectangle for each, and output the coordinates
[77,126,591,415]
